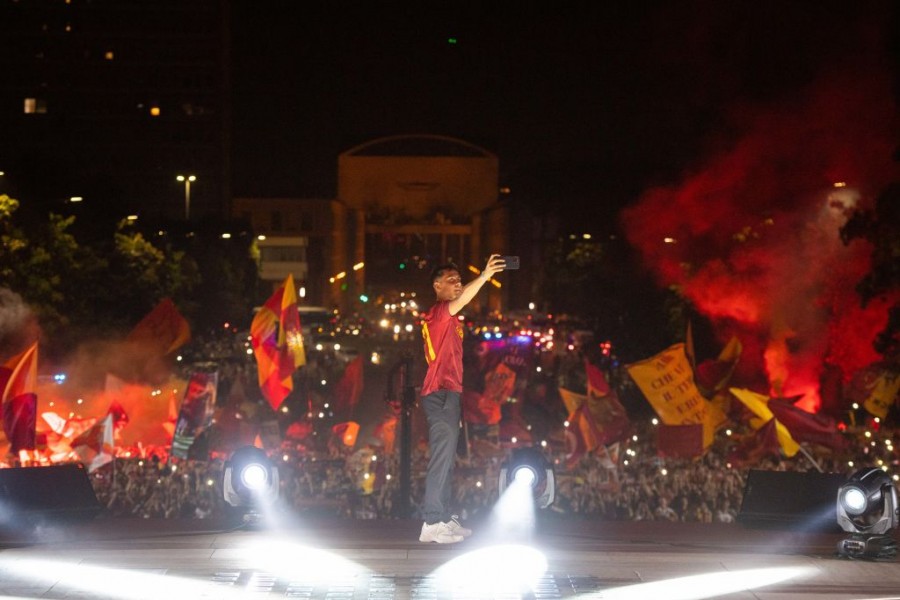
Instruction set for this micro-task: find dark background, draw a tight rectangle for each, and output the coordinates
[230,0,896,224]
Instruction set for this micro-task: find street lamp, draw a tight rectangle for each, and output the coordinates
[176,174,196,220]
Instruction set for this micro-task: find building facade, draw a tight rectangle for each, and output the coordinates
[235,135,510,313]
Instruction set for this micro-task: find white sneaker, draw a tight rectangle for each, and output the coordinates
[448,515,472,537]
[419,521,464,544]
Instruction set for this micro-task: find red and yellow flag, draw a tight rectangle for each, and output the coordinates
[1,342,39,453]
[559,388,603,454]
[729,387,800,457]
[251,275,306,409]
[560,387,629,453]
[127,298,191,355]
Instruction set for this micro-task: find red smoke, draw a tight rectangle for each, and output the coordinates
[622,64,899,412]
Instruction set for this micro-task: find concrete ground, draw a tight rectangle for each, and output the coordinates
[0,516,898,599]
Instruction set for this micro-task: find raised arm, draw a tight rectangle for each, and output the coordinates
[448,254,506,315]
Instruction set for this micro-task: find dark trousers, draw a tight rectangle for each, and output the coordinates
[422,390,460,524]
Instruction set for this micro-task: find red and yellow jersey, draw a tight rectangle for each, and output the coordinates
[421,301,464,396]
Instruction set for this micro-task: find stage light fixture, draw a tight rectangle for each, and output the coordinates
[223,446,279,525]
[499,447,555,509]
[836,467,899,559]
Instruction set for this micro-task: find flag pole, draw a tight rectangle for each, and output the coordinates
[796,443,823,472]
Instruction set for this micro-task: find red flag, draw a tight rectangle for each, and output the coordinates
[373,414,398,453]
[768,398,846,450]
[695,336,742,396]
[126,298,191,355]
[462,389,502,424]
[585,360,610,397]
[1,343,38,453]
[484,362,516,404]
[332,421,360,447]
[657,424,704,458]
[334,355,364,416]
[107,401,129,432]
[285,420,313,441]
[251,275,306,409]
[3,393,36,453]
[589,389,630,444]
[72,414,115,472]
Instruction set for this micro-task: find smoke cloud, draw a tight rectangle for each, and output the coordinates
[622,59,899,412]
[0,287,40,361]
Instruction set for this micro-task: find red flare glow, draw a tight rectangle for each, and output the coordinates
[622,60,899,412]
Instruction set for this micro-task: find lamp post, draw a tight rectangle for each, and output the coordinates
[176,174,196,220]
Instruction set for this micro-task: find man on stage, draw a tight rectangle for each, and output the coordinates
[418,254,506,543]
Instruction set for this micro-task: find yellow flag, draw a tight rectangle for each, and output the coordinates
[626,343,725,448]
[729,387,800,457]
[863,371,900,419]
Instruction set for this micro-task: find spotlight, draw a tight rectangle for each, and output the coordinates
[223,446,279,526]
[499,447,555,509]
[836,467,899,559]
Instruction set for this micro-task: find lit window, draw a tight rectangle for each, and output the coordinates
[23,98,47,114]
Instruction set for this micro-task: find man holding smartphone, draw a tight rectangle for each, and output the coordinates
[418,253,506,543]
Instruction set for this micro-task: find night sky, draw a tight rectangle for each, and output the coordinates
[230,1,896,222]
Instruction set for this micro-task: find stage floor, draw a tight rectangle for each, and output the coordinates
[0,516,898,599]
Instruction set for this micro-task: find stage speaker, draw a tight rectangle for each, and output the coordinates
[738,469,847,532]
[0,464,102,526]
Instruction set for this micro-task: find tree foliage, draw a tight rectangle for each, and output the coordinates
[0,196,204,357]
[540,236,682,361]
[840,182,900,359]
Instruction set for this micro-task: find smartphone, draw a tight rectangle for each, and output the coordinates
[500,255,520,270]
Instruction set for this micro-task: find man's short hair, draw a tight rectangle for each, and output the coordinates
[430,262,460,283]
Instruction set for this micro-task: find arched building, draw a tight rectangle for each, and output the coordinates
[234,134,510,313]
[335,134,508,311]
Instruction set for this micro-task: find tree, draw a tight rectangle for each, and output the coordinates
[840,183,900,359]
[540,235,681,362]
[0,195,101,338]
[0,195,201,358]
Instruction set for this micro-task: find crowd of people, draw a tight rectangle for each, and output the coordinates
[89,416,886,525]
[80,306,896,525]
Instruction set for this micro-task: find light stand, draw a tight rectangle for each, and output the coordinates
[223,446,279,529]
[836,467,899,560]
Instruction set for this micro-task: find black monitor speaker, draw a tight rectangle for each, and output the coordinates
[738,469,846,532]
[0,464,102,526]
